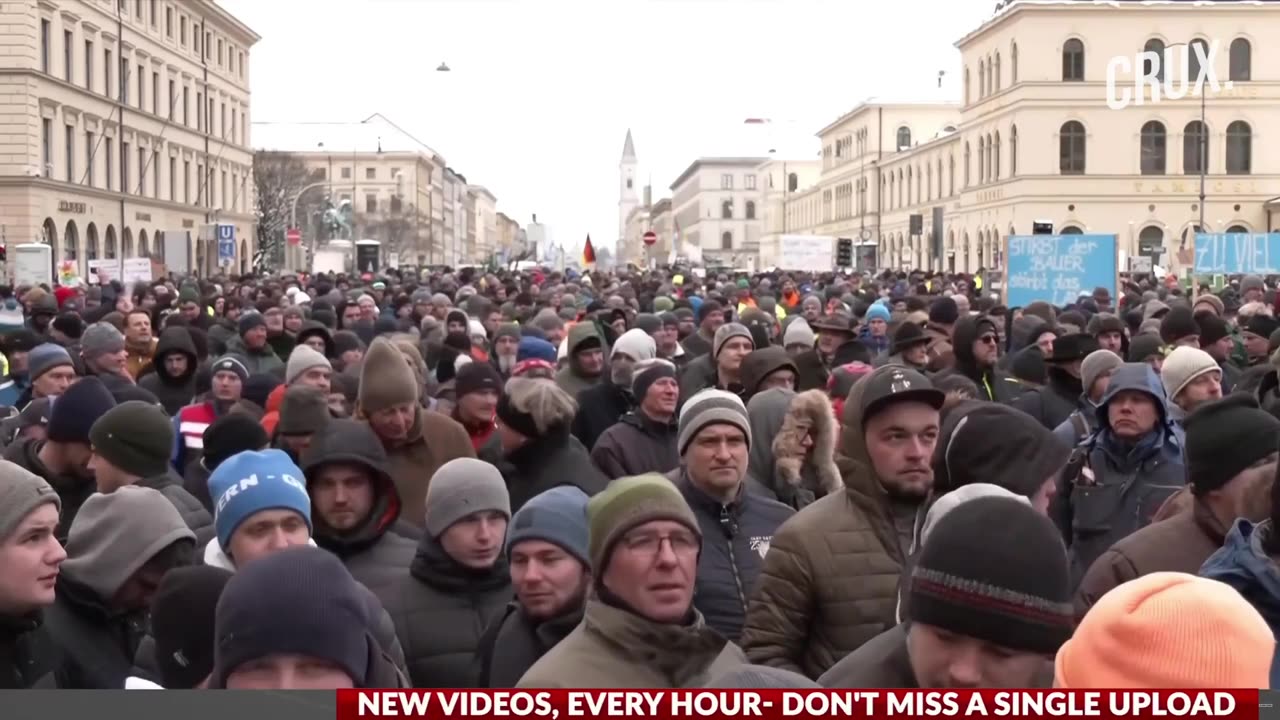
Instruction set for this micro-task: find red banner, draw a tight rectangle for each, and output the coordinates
[335,689,1260,720]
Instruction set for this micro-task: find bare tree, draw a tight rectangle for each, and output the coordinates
[252,150,325,270]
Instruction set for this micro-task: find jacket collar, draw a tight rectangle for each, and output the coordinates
[581,598,729,680]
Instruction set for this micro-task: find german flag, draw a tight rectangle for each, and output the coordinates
[582,235,596,266]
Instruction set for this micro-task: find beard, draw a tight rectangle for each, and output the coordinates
[498,354,515,373]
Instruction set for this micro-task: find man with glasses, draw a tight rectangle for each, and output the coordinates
[937,316,1017,403]
[518,474,747,688]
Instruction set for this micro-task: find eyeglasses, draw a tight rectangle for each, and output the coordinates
[619,530,700,559]
[978,334,998,345]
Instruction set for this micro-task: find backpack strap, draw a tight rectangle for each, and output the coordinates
[1070,412,1088,443]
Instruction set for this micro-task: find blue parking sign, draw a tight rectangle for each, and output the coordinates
[217,225,235,263]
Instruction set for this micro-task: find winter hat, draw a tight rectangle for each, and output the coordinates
[709,664,820,689]
[0,462,60,541]
[915,483,1030,551]
[455,361,503,398]
[81,322,126,359]
[1081,349,1124,395]
[505,485,590,567]
[61,486,196,601]
[1126,333,1165,363]
[210,354,250,384]
[1085,312,1126,337]
[0,298,25,333]
[52,312,84,341]
[889,322,930,355]
[908,496,1072,655]
[1185,394,1280,496]
[211,546,372,688]
[865,303,891,324]
[1158,306,1200,345]
[358,337,420,413]
[47,376,116,444]
[611,328,657,362]
[677,388,751,455]
[587,473,700,574]
[237,312,266,337]
[89,401,174,478]
[1195,312,1230,348]
[1192,294,1225,317]
[423,458,511,537]
[516,336,557,364]
[713,322,754,359]
[1244,313,1280,340]
[332,330,365,358]
[276,385,331,436]
[28,343,74,381]
[631,358,676,402]
[782,318,816,349]
[932,402,1071,499]
[240,374,279,411]
[1160,346,1220,401]
[633,313,662,336]
[208,449,311,554]
[284,345,332,386]
[929,297,960,325]
[151,565,234,689]
[202,414,270,471]
[1241,274,1265,294]
[1054,572,1272,688]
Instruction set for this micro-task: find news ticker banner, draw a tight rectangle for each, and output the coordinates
[0,689,1274,720]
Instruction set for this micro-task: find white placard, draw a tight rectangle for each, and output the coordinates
[122,257,152,284]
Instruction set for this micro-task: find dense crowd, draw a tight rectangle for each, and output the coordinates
[0,265,1277,690]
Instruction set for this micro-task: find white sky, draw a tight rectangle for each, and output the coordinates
[221,0,997,252]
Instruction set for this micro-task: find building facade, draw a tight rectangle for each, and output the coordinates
[469,185,497,263]
[756,157,821,268]
[783,0,1279,275]
[669,157,769,267]
[3,0,259,279]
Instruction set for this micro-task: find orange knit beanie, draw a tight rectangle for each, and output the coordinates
[1055,572,1273,688]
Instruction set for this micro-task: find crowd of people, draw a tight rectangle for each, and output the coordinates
[0,265,1278,690]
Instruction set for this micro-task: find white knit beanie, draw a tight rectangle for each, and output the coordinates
[1161,346,1219,401]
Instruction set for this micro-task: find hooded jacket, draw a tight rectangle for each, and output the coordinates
[223,335,284,376]
[381,533,512,688]
[930,400,1070,502]
[1051,363,1185,587]
[740,348,797,402]
[936,316,1017,403]
[138,327,199,415]
[501,425,608,513]
[591,410,679,479]
[135,468,214,546]
[3,438,92,545]
[1009,365,1086,431]
[476,601,584,689]
[571,377,633,452]
[1199,519,1280,688]
[746,389,841,510]
[0,613,56,688]
[555,324,604,399]
[740,364,926,679]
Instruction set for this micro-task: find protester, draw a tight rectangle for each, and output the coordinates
[497,377,607,512]
[573,328,655,450]
[137,327,199,415]
[745,389,840,509]
[591,358,679,478]
[0,463,64,688]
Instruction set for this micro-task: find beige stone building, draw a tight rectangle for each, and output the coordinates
[2,0,259,279]
[669,157,770,267]
[756,156,822,268]
[469,185,497,262]
[785,0,1279,275]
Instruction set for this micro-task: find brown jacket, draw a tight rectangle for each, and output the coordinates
[740,365,921,679]
[923,322,954,373]
[370,408,476,529]
[125,338,158,379]
[1074,495,1230,622]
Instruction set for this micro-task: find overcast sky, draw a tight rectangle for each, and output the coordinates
[222,0,995,252]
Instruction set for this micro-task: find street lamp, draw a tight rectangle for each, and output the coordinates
[289,180,330,271]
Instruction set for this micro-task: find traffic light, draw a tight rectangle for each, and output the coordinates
[836,237,853,268]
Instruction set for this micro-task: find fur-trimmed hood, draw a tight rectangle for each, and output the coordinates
[773,389,841,502]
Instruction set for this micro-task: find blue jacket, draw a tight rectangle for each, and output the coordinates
[1200,519,1280,688]
[1053,363,1186,586]
[857,325,889,357]
[0,377,21,409]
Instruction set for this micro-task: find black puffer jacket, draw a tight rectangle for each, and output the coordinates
[137,468,215,547]
[4,438,92,545]
[590,411,679,479]
[1009,366,1084,430]
[43,577,146,689]
[571,380,633,452]
[0,615,57,688]
[475,602,583,688]
[668,469,795,642]
[936,316,1018,404]
[382,534,512,688]
[502,426,608,513]
[138,327,198,415]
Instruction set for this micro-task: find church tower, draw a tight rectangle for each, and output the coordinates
[618,129,638,247]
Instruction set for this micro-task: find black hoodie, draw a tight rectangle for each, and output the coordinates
[138,327,198,415]
[939,316,1017,403]
[1010,364,1086,430]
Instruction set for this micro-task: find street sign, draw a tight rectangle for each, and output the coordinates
[216,224,236,264]
[643,231,657,246]
[286,227,302,246]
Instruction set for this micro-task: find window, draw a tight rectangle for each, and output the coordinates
[167,80,174,119]
[964,142,971,186]
[745,174,756,190]
[1230,38,1251,81]
[217,38,223,66]
[85,40,93,91]
[1062,38,1084,81]
[746,201,756,220]
[169,156,175,200]
[64,31,73,82]
[721,231,733,250]
[149,0,156,26]
[221,170,227,208]
[365,167,376,180]
[121,141,130,193]
[137,64,145,109]
[195,163,202,203]
[896,127,911,151]
[366,193,378,213]
[183,160,190,203]
[979,59,985,98]
[228,47,234,74]
[194,25,201,55]
[104,49,112,98]
[65,125,74,182]
[316,167,327,181]
[1226,120,1252,174]
[948,155,955,195]
[105,140,113,191]
[993,53,1000,92]
[85,131,95,186]
[1188,38,1209,85]
[720,173,733,190]
[136,0,143,21]
[40,19,50,73]
[152,71,159,114]
[1143,38,1165,81]
[341,167,351,180]
[1140,121,1167,175]
[165,7,172,36]
[207,96,213,133]
[239,51,245,78]
[205,31,211,59]
[390,195,402,213]
[993,131,1001,180]
[721,200,733,219]
[1011,42,1018,83]
[964,68,970,104]
[979,137,987,182]
[240,114,245,144]
[138,146,146,195]
[119,57,127,102]
[1010,125,1018,176]
[787,173,797,192]
[1059,121,1086,174]
[41,119,51,176]
[339,193,351,204]
[153,151,160,196]
[1182,121,1207,174]
[180,16,186,45]
[220,102,225,138]
[230,108,236,143]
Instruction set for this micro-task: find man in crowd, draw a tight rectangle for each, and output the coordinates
[555,323,605,398]
[171,355,248,473]
[138,327,199,416]
[1160,346,1222,425]
[1011,334,1096,430]
[681,300,723,358]
[591,358,680,478]
[490,323,521,378]
[452,363,502,451]
[22,344,77,406]
[1196,311,1240,393]
[574,328,655,451]
[227,313,284,375]
[123,309,156,379]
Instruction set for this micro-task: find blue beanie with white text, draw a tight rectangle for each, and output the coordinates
[208,449,312,554]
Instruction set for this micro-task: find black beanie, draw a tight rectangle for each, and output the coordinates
[48,377,117,444]
[202,414,269,470]
[1158,306,1200,344]
[1127,333,1164,363]
[1196,311,1231,348]
[241,374,280,410]
[908,496,1073,655]
[929,297,959,325]
[152,565,233,689]
[1185,394,1280,496]
[52,312,84,340]
[89,401,173,478]
[455,362,503,399]
[237,312,266,337]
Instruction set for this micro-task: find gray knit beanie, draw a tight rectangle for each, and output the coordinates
[0,460,60,540]
[1081,349,1124,395]
[505,485,590,567]
[677,388,752,455]
[713,322,754,358]
[81,322,126,359]
[424,458,511,537]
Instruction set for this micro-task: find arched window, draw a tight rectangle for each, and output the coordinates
[1143,38,1165,81]
[979,59,986,97]
[978,136,986,182]
[105,225,117,259]
[1230,38,1251,81]
[86,222,99,261]
[964,143,971,186]
[720,231,732,250]
[1138,225,1165,256]
[1062,38,1084,81]
[993,131,1001,180]
[41,217,57,246]
[1140,121,1167,175]
[1188,38,1209,85]
[787,173,798,192]
[888,175,894,210]
[1227,120,1252,174]
[745,201,756,220]
[896,127,911,151]
[139,229,149,257]
[916,165,922,203]
[1227,224,1249,234]
[721,200,733,219]
[926,164,932,202]
[122,227,134,257]
[1011,42,1018,83]
[1059,121,1086,174]
[994,52,1001,92]
[1183,121,1207,174]
[1010,125,1018,176]
[1061,225,1085,235]
[64,221,79,270]
[936,159,943,197]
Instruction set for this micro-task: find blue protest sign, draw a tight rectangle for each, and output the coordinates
[1005,234,1117,307]
[217,225,235,263]
[1194,233,1280,274]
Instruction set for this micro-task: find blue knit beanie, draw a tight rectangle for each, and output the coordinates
[866,302,892,324]
[208,449,312,553]
[516,336,557,364]
[505,485,591,568]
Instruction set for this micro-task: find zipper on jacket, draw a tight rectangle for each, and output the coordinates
[719,505,748,612]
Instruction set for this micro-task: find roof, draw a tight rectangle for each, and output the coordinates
[622,129,636,160]
[251,117,444,163]
[669,157,770,191]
